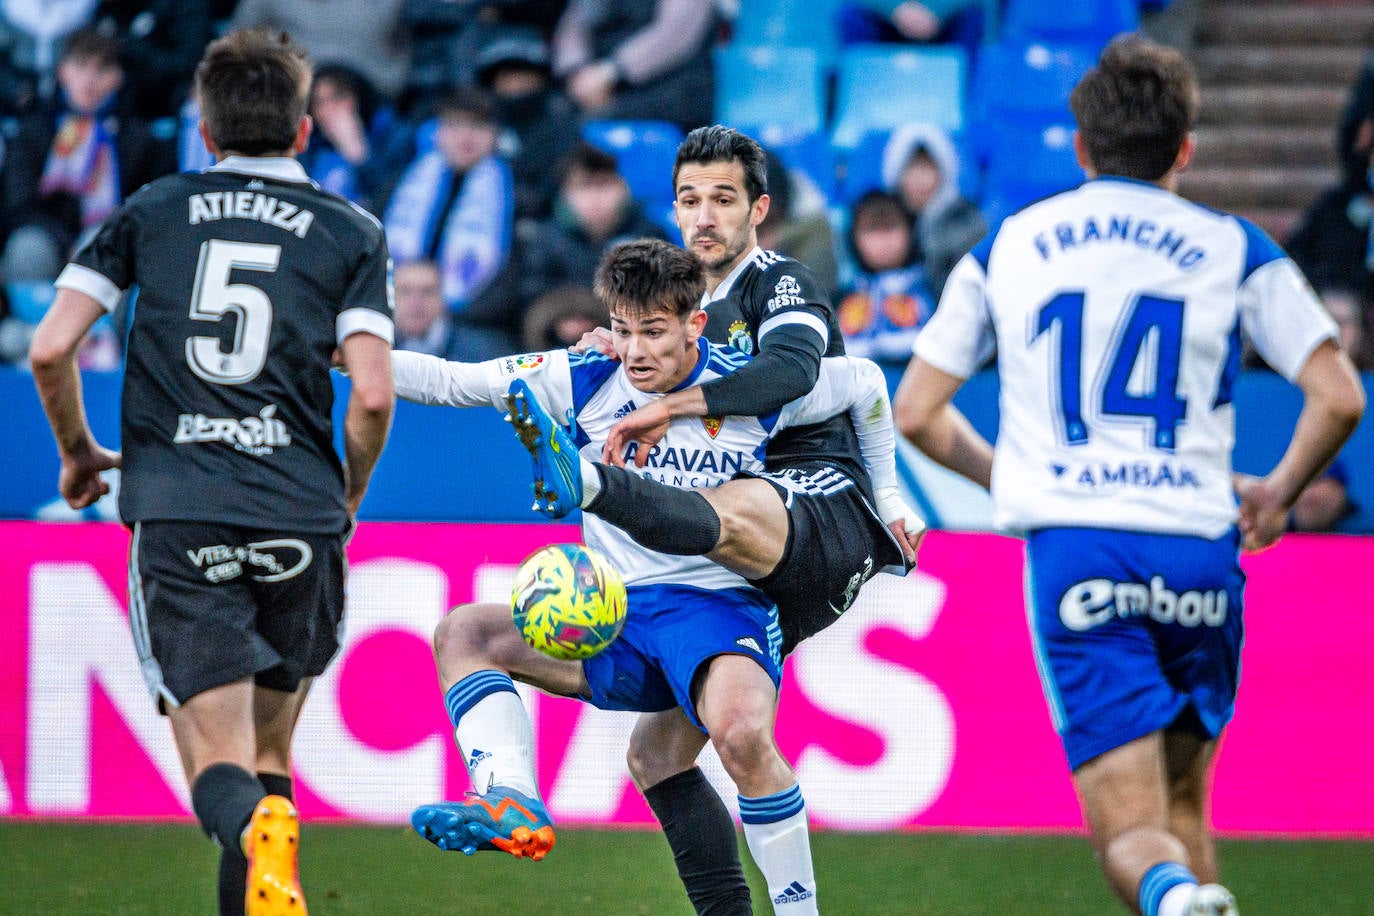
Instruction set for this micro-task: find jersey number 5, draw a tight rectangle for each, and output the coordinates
[1032,290,1188,451]
[186,238,280,385]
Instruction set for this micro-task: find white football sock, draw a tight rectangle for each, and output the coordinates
[447,675,538,799]
[740,787,817,915]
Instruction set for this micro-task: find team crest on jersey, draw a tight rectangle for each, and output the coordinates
[702,416,723,438]
[727,319,753,355]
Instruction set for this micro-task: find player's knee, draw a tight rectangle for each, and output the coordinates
[708,716,776,781]
[625,737,679,790]
[432,603,503,666]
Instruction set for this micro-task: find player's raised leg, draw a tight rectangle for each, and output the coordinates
[505,379,584,517]
[410,601,583,860]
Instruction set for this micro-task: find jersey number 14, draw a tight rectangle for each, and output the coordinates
[1033,290,1188,451]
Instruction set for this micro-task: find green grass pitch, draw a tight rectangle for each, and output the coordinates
[1,822,1370,914]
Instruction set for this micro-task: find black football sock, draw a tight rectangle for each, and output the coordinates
[644,768,753,915]
[192,763,266,916]
[213,770,295,916]
[586,465,722,556]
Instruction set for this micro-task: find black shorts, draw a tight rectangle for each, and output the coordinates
[747,467,908,654]
[128,520,347,711]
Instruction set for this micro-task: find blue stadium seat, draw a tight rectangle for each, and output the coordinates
[830,45,967,148]
[969,41,1097,127]
[999,0,1138,46]
[730,0,843,68]
[715,45,826,138]
[5,280,55,324]
[581,119,685,210]
[759,127,840,202]
[980,123,1083,224]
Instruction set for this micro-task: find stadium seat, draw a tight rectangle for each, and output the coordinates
[969,41,1097,128]
[5,280,56,324]
[759,127,840,202]
[729,0,843,68]
[836,130,892,202]
[581,119,685,211]
[715,45,827,138]
[999,0,1139,46]
[830,45,967,149]
[979,123,1083,224]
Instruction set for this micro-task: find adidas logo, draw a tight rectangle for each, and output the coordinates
[611,400,637,419]
[772,881,814,905]
[735,636,762,654]
[468,748,492,766]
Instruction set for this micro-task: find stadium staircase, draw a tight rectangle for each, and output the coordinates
[1179,0,1374,242]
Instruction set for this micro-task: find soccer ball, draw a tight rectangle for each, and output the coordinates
[511,543,628,660]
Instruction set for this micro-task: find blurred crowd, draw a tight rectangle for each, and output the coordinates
[0,1,1367,527]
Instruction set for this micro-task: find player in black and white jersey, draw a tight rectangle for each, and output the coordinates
[548,126,924,914]
[29,29,394,916]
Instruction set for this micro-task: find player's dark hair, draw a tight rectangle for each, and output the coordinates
[673,125,768,203]
[1069,35,1199,181]
[195,28,312,157]
[595,239,705,322]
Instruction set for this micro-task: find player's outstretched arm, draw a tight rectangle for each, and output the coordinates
[1236,338,1364,551]
[29,288,121,509]
[391,348,575,413]
[340,330,395,518]
[893,354,994,491]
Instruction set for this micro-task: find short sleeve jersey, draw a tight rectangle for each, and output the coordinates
[56,157,395,532]
[915,177,1337,537]
[704,247,872,491]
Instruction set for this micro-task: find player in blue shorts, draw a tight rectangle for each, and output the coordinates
[894,37,1365,916]
[396,239,904,914]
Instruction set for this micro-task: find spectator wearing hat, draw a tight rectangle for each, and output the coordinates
[551,0,717,132]
[384,86,521,359]
[400,0,567,111]
[515,142,668,308]
[477,27,581,221]
[881,121,985,298]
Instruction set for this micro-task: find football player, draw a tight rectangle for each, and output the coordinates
[894,36,1364,916]
[396,239,900,914]
[552,126,925,914]
[29,29,395,916]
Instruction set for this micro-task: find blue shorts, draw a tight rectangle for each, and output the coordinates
[581,583,782,732]
[1025,527,1245,770]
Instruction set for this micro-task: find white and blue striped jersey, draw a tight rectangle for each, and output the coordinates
[915,177,1338,537]
[392,340,892,589]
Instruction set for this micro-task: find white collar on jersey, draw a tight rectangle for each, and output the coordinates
[209,156,311,183]
[702,245,765,307]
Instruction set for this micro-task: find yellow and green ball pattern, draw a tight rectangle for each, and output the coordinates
[512,543,628,660]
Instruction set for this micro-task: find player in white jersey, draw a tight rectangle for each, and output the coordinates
[400,240,898,914]
[894,37,1364,916]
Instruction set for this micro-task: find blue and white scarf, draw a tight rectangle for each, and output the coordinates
[385,152,513,312]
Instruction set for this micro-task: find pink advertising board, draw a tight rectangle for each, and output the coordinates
[0,522,1370,836]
